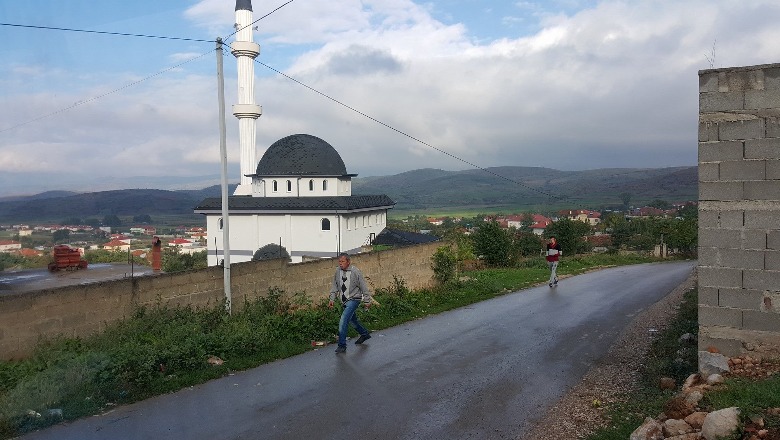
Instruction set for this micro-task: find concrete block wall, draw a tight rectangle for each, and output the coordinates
[0,242,440,360]
[698,62,780,359]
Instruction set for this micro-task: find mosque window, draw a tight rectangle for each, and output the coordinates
[286,180,292,192]
[272,180,278,192]
[321,218,330,231]
[309,180,314,191]
[322,180,328,191]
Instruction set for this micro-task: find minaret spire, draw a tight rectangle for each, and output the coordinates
[232,0,262,196]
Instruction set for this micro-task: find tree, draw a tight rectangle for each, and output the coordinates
[471,220,513,267]
[102,215,122,227]
[163,250,207,273]
[513,231,543,257]
[544,218,592,255]
[133,214,152,224]
[84,218,101,228]
[620,192,632,211]
[52,229,71,244]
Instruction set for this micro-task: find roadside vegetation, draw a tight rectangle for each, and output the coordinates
[585,289,780,440]
[0,252,667,439]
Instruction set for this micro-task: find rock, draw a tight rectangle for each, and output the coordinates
[706,374,724,385]
[684,390,704,407]
[207,355,224,366]
[659,377,676,390]
[701,407,740,440]
[679,333,696,343]
[684,411,708,429]
[630,417,664,440]
[665,394,696,419]
[682,373,701,392]
[663,419,694,437]
[666,434,701,440]
[699,351,730,377]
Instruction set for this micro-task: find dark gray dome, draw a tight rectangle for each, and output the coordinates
[255,134,349,176]
[252,243,290,261]
[235,0,252,11]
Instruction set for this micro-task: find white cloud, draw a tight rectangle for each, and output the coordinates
[3,0,780,196]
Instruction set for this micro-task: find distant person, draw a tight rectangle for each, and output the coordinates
[328,253,373,354]
[546,236,562,287]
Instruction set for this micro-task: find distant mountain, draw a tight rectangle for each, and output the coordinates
[0,167,697,223]
[352,166,698,212]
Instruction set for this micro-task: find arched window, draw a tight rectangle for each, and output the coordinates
[322,180,328,191]
[309,180,314,191]
[272,180,278,192]
[286,180,292,192]
[321,218,331,231]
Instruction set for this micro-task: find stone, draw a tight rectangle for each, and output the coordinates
[630,417,664,440]
[666,434,701,440]
[682,373,702,392]
[701,407,740,440]
[665,394,696,419]
[706,374,724,385]
[699,351,730,376]
[684,390,704,407]
[663,418,694,437]
[659,377,676,390]
[685,411,708,429]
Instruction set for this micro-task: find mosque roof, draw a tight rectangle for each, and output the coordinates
[254,134,355,177]
[235,0,253,12]
[194,195,395,213]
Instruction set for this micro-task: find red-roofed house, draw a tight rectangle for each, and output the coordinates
[0,240,22,252]
[15,248,44,257]
[168,238,195,247]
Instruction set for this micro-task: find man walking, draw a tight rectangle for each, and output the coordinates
[329,253,373,354]
[546,236,562,287]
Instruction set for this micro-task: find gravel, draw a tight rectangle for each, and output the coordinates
[523,271,698,440]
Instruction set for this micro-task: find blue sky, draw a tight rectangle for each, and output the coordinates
[2,0,780,196]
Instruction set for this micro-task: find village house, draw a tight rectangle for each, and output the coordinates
[0,240,22,252]
[559,209,601,226]
[102,240,130,252]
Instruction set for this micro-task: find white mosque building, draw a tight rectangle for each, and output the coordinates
[195,134,395,265]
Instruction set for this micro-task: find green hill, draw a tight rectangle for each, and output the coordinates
[0,166,697,223]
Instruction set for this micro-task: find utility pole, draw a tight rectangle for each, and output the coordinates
[216,37,232,313]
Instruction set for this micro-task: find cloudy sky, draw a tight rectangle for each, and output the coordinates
[2,0,780,196]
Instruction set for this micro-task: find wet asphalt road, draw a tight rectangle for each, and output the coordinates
[0,263,154,294]
[21,260,696,440]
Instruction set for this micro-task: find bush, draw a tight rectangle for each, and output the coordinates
[431,246,457,284]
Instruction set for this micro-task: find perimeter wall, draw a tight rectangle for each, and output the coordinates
[0,242,439,360]
[698,62,780,358]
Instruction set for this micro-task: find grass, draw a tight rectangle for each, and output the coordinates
[585,288,780,440]
[0,253,676,439]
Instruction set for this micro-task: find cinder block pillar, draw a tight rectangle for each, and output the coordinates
[698,63,780,359]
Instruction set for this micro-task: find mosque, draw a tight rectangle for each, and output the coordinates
[194,0,395,265]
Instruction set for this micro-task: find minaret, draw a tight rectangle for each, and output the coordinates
[232,0,262,196]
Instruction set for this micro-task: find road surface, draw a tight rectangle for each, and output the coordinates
[21,260,696,440]
[0,263,155,294]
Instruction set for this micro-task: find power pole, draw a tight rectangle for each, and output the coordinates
[216,38,232,313]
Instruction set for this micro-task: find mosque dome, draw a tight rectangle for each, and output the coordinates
[255,134,352,176]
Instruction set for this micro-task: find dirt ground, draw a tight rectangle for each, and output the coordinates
[0,263,156,294]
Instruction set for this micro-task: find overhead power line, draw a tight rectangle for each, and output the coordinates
[0,51,212,134]
[0,22,212,42]
[250,56,569,202]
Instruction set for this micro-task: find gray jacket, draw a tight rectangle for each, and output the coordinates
[329,265,372,304]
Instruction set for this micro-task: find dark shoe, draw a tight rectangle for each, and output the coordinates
[335,345,346,354]
[553,278,558,285]
[355,333,372,345]
[549,283,553,287]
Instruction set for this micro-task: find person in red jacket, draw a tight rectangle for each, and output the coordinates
[546,236,562,287]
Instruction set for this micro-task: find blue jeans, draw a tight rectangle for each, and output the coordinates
[338,299,369,347]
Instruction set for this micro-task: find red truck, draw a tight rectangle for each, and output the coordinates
[48,245,88,272]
